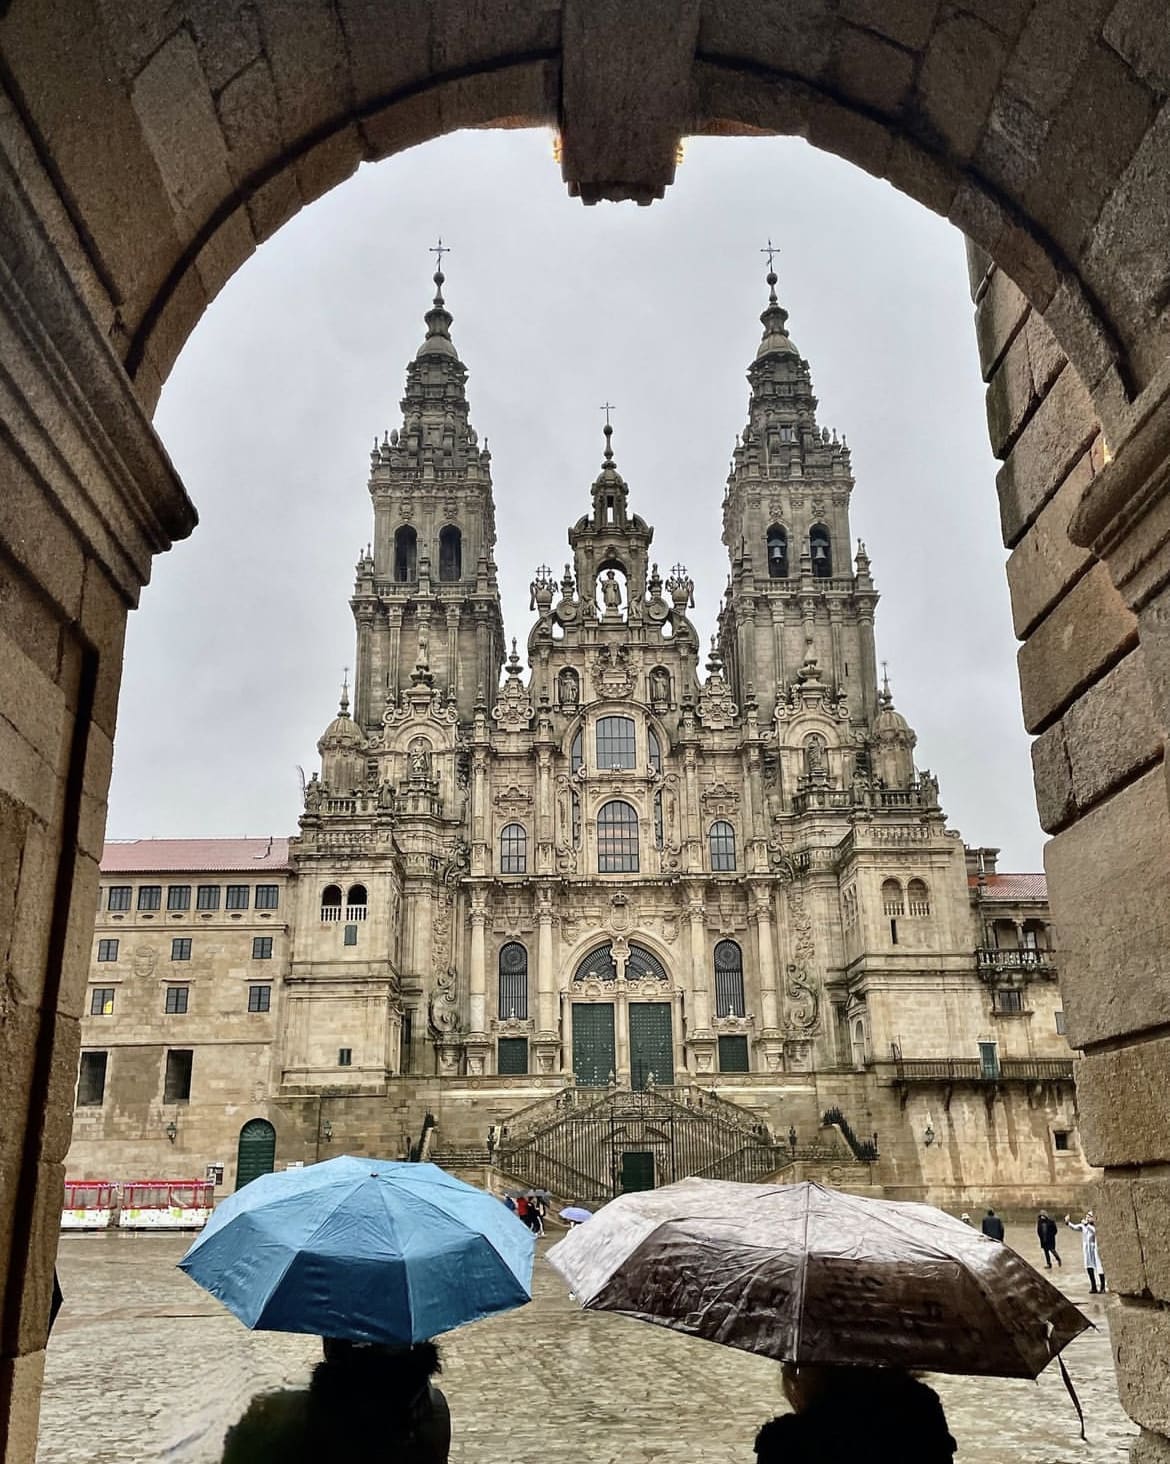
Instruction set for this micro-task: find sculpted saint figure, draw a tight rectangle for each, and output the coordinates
[601,570,622,612]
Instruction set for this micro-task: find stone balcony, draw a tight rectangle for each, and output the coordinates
[976,947,1058,979]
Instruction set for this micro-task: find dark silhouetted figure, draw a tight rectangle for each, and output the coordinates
[221,1338,449,1463]
[755,1363,957,1464]
[981,1209,1005,1241]
[1037,1211,1061,1269]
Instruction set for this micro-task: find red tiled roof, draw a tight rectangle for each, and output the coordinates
[969,872,1048,901]
[101,838,291,874]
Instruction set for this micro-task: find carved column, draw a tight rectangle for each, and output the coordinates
[387,605,403,705]
[468,893,488,1035]
[685,896,716,1074]
[534,888,560,1073]
[753,886,785,1074]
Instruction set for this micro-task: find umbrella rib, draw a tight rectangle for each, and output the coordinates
[252,1172,372,1330]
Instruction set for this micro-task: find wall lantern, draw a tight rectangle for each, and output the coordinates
[322,1120,333,1143]
[164,1120,178,1144]
[923,1122,936,1147]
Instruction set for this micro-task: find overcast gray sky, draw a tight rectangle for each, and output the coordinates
[110,129,1044,869]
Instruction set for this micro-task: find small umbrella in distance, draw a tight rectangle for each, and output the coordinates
[560,1206,593,1224]
[547,1178,1089,1379]
[179,1157,534,1344]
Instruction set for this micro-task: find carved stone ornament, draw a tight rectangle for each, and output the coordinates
[608,894,631,934]
[492,680,534,731]
[493,783,534,816]
[700,781,741,818]
[591,644,635,698]
[697,671,738,731]
[714,1013,754,1034]
[429,966,460,1036]
[132,946,158,979]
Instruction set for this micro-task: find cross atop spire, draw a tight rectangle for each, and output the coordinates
[429,237,449,306]
[760,237,778,273]
[600,400,615,428]
[339,667,350,715]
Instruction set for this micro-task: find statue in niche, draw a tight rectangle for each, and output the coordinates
[601,570,622,614]
[408,738,432,778]
[804,734,827,777]
[649,667,670,704]
[304,773,321,812]
[558,668,579,708]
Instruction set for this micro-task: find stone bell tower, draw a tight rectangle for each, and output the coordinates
[718,253,880,727]
[350,253,504,728]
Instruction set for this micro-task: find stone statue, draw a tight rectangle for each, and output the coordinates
[558,668,579,707]
[304,773,321,811]
[601,569,622,613]
[805,734,827,776]
[408,739,432,778]
[649,667,670,703]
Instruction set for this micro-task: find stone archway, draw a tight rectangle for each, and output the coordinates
[4,6,1170,1460]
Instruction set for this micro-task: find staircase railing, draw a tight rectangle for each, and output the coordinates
[821,1106,879,1161]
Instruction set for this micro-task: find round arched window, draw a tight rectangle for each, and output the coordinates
[597,800,639,873]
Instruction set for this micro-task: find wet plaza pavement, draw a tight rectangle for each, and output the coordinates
[39,1223,1134,1463]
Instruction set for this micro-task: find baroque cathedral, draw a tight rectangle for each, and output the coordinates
[70,260,1087,1208]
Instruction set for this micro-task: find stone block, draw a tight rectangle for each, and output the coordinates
[832,24,916,114]
[0,636,68,779]
[0,557,65,687]
[80,564,130,742]
[193,206,256,306]
[973,268,1029,378]
[1077,1034,1170,1167]
[216,57,283,186]
[997,363,1099,544]
[5,819,57,1008]
[1104,0,1170,94]
[884,136,958,217]
[700,0,837,81]
[1030,721,1076,832]
[245,171,302,246]
[292,124,365,212]
[131,28,234,229]
[1002,0,1110,117]
[0,451,86,624]
[985,323,1040,456]
[1042,276,1121,402]
[1093,1175,1146,1295]
[915,11,1007,158]
[0,1348,46,1464]
[1113,1301,1170,1434]
[1061,650,1163,807]
[1132,1178,1170,1304]
[1047,770,1170,1051]
[187,0,265,92]
[1025,310,1066,396]
[1017,561,1137,731]
[138,267,210,424]
[1132,1430,1170,1464]
[1006,447,1096,637]
[259,0,352,144]
[837,0,939,50]
[805,96,894,179]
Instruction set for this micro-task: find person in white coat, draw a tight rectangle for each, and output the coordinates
[1065,1210,1105,1293]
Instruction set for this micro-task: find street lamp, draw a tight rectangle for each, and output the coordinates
[164,1120,178,1144]
[322,1119,333,1143]
[923,1121,936,1147]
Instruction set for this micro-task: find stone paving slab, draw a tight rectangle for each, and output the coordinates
[37,1225,1134,1462]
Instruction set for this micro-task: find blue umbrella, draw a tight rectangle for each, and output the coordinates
[178,1157,534,1343]
[560,1206,593,1224]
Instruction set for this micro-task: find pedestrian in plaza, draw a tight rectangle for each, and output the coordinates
[754,1363,957,1463]
[1037,1211,1061,1269]
[980,1208,1005,1242]
[515,1192,530,1227]
[1065,1210,1105,1293]
[530,1193,546,1237]
[959,1212,971,1225]
[221,1337,450,1463]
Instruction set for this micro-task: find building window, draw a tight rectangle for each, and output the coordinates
[648,727,662,772]
[137,885,162,912]
[97,938,119,962]
[196,885,220,911]
[77,1051,107,1106]
[714,940,746,1017]
[346,884,368,920]
[596,715,637,769]
[167,885,191,911]
[171,938,192,961]
[1055,1009,1067,1035]
[344,924,358,946]
[90,987,115,1017]
[766,524,788,578]
[1053,1129,1071,1152]
[248,985,271,1013]
[498,1037,529,1075]
[718,1035,750,1073]
[498,942,529,1019]
[107,885,131,912]
[906,878,931,916]
[439,524,462,581]
[252,936,273,960]
[570,730,583,775]
[225,884,249,910]
[597,800,639,873]
[709,820,737,872]
[393,525,417,582]
[255,884,279,910]
[994,988,1024,1014]
[809,523,832,577]
[321,884,343,921]
[338,1048,352,1067]
[881,878,904,916]
[500,823,528,875]
[165,986,189,1014]
[163,1049,193,1101]
[978,1040,1000,1079]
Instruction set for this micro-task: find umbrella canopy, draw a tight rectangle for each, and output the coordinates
[179,1157,534,1344]
[546,1178,1089,1378]
[560,1206,593,1224]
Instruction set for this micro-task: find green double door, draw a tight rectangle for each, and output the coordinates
[235,1118,276,1190]
[572,1002,674,1090]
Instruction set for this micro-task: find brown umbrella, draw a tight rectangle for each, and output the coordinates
[546,1178,1090,1378]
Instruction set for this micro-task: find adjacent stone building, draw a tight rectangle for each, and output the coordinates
[67,269,1092,1210]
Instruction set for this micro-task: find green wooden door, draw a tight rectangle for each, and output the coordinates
[235,1118,276,1190]
[620,1150,656,1192]
[629,1002,674,1090]
[572,1003,616,1086]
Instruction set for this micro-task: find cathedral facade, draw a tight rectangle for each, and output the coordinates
[67,268,1091,1209]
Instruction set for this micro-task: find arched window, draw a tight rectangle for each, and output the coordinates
[320,884,342,922]
[596,715,636,769]
[573,942,617,982]
[597,800,639,873]
[881,878,904,916]
[393,525,417,582]
[766,524,788,578]
[809,524,832,578]
[906,878,930,916]
[648,727,662,773]
[709,820,737,872]
[628,943,669,981]
[500,823,527,874]
[851,1018,867,1069]
[438,524,462,581]
[346,884,368,921]
[570,729,583,775]
[498,942,528,1019]
[714,940,745,1017]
